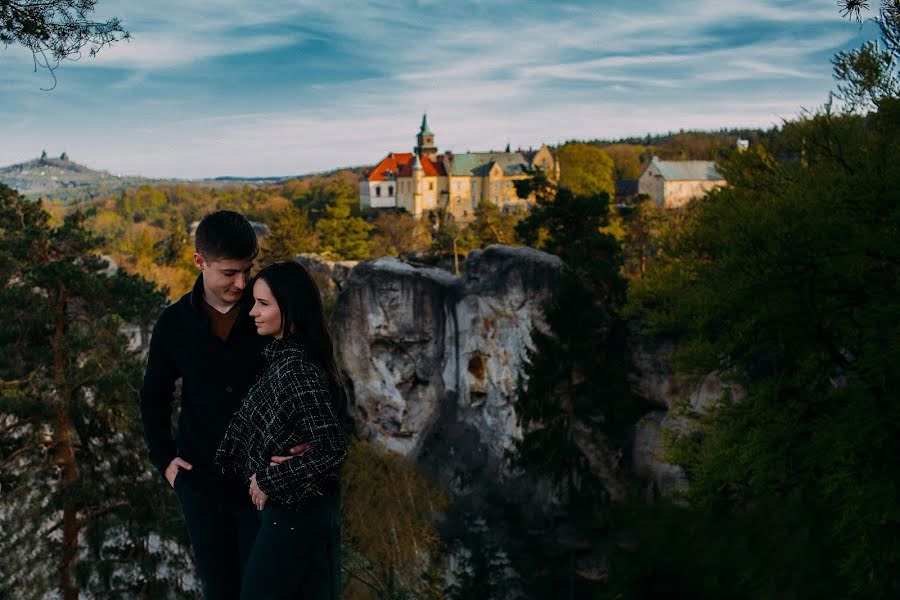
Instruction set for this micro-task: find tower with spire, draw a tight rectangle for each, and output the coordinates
[415,113,438,160]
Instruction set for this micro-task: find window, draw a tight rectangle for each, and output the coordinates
[428,182,434,191]
[493,182,499,190]
[494,196,499,203]
[471,198,476,208]
[376,186,381,197]
[388,185,394,196]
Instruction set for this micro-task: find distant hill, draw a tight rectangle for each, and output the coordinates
[0,153,368,203]
[0,152,160,203]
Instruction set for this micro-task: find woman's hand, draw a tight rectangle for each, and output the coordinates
[249,473,268,510]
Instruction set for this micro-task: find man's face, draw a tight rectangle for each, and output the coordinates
[194,253,254,307]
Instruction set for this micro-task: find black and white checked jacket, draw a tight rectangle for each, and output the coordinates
[215,337,346,508]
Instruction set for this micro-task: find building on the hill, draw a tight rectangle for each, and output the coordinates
[638,156,725,208]
[360,114,557,221]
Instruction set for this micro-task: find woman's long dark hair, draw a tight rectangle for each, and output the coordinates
[254,261,345,409]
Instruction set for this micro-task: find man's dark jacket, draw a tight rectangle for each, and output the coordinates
[139,275,267,490]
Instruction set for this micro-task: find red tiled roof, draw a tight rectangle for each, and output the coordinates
[365,152,445,180]
[364,152,412,181]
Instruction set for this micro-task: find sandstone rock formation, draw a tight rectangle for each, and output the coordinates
[332,245,561,469]
[324,245,736,501]
[629,333,746,496]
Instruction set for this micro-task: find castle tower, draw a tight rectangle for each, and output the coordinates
[416,113,437,160]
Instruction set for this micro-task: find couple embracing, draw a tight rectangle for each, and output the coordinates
[139,210,346,599]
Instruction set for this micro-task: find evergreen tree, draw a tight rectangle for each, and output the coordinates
[511,179,635,597]
[0,184,193,599]
[467,200,519,248]
[315,199,373,260]
[617,104,900,598]
[262,206,317,264]
[617,194,671,280]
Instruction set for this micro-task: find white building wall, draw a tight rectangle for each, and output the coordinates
[638,164,665,207]
[663,180,723,208]
[368,180,397,209]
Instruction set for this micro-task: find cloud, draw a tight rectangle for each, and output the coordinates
[0,0,873,177]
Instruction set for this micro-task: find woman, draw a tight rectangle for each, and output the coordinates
[216,260,346,600]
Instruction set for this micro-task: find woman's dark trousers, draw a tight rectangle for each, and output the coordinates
[240,493,341,600]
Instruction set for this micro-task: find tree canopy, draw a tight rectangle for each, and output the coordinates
[0,0,128,87]
[0,183,192,598]
[614,87,900,600]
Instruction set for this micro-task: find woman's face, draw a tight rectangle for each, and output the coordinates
[249,278,283,339]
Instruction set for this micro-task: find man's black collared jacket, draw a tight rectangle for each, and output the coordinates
[139,275,267,487]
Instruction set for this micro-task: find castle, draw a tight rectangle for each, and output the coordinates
[360,115,558,221]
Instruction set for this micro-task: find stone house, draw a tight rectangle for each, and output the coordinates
[638,156,725,208]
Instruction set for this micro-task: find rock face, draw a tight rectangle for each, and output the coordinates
[332,246,562,467]
[629,332,746,496]
[328,246,737,502]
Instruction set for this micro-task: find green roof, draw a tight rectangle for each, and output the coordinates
[449,152,530,177]
[419,113,433,136]
[652,158,723,181]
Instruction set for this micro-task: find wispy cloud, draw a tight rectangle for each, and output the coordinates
[0,0,874,177]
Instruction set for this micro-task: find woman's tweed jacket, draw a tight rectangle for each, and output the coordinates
[215,336,347,508]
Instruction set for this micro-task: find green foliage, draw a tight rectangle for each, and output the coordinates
[0,183,193,598]
[602,143,647,180]
[466,200,519,248]
[511,177,635,596]
[620,104,900,598]
[445,519,520,600]
[429,208,476,275]
[833,1,900,109]
[557,142,615,198]
[0,0,129,88]
[293,179,360,223]
[315,198,374,260]
[369,210,432,258]
[262,206,317,264]
[517,185,625,304]
[833,40,899,109]
[341,438,446,600]
[617,194,675,280]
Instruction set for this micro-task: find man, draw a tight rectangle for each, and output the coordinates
[139,210,302,599]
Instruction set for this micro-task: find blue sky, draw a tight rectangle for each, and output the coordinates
[0,1,880,178]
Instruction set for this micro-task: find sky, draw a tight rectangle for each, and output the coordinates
[0,1,881,179]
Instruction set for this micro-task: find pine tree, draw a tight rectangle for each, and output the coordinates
[315,200,373,260]
[0,184,193,599]
[467,200,519,248]
[510,179,636,597]
[262,206,317,264]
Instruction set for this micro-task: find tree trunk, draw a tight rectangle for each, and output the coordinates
[53,283,80,600]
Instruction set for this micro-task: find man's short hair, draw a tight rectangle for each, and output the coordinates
[195,210,259,261]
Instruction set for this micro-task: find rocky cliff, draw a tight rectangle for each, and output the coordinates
[326,245,739,502]
[332,246,561,473]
